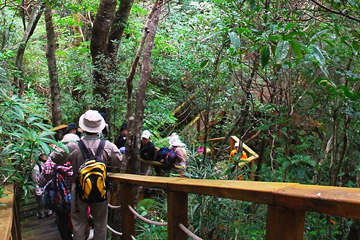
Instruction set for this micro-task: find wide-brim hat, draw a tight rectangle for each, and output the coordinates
[79,110,106,133]
[171,138,185,147]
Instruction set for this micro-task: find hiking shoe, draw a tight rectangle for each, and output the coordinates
[45,209,53,217]
[37,213,45,219]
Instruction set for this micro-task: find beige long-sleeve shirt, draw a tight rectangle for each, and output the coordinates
[51,136,124,182]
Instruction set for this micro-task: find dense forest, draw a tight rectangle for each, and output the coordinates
[0,0,360,239]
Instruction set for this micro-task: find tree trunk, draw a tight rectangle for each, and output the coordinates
[44,5,62,140]
[107,0,134,65]
[14,0,44,97]
[124,4,156,173]
[110,2,163,238]
[90,0,117,111]
[130,0,162,174]
[90,0,134,115]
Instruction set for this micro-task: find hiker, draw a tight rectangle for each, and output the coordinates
[229,141,248,180]
[62,130,80,143]
[168,132,179,149]
[230,141,248,160]
[169,134,187,168]
[51,110,124,240]
[31,152,52,219]
[65,122,82,139]
[42,155,73,240]
[114,122,127,153]
[99,111,110,139]
[140,130,156,175]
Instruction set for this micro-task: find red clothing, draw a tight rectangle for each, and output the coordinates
[40,158,73,188]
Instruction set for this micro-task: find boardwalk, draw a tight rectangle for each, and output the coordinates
[19,194,61,240]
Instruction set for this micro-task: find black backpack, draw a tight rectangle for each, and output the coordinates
[155,147,177,168]
[43,168,71,212]
[76,140,108,203]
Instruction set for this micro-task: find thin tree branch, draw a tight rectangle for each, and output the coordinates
[310,0,360,22]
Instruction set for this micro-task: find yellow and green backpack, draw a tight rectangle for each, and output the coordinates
[76,140,108,203]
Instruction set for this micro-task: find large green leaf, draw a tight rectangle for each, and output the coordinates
[228,32,240,49]
[352,41,359,52]
[275,40,289,64]
[290,40,303,59]
[261,45,270,68]
[285,23,297,32]
[311,45,325,66]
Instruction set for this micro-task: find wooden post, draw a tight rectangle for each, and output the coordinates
[196,117,201,135]
[12,190,21,240]
[250,160,255,181]
[167,191,188,240]
[120,183,135,240]
[265,205,305,240]
[211,141,215,161]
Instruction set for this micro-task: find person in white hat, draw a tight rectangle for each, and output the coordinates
[169,137,187,168]
[51,110,125,240]
[140,130,156,175]
[61,132,80,143]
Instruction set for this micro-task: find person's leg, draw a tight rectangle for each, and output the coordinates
[71,184,89,240]
[35,193,45,218]
[56,211,72,240]
[90,200,108,240]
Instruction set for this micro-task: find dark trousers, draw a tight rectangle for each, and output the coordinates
[56,210,72,240]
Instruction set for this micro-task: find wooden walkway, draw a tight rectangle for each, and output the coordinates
[19,194,61,240]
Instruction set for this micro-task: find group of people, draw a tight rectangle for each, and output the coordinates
[32,110,124,240]
[32,110,189,239]
[115,125,188,174]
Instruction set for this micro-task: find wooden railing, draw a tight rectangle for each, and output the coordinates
[108,173,360,240]
[0,184,21,240]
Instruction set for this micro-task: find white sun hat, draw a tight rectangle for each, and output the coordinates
[79,110,106,133]
[171,138,185,147]
[141,130,151,139]
[61,133,80,143]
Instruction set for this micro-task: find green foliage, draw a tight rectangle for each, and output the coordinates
[136,197,168,239]
[0,88,66,195]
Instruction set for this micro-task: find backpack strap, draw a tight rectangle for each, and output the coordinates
[78,140,106,160]
[95,140,106,158]
[78,140,91,159]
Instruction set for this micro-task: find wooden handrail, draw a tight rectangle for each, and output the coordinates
[0,184,21,240]
[109,173,360,240]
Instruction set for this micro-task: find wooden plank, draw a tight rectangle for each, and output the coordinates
[120,183,135,240]
[109,174,298,205]
[140,159,164,167]
[109,174,360,220]
[265,205,305,240]
[274,185,360,219]
[167,191,188,240]
[0,185,14,240]
[49,124,68,132]
[230,136,239,151]
[208,137,225,142]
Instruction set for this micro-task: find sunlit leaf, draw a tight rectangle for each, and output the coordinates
[311,45,325,66]
[228,32,240,49]
[275,40,289,64]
